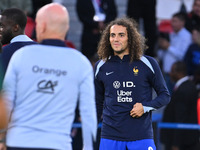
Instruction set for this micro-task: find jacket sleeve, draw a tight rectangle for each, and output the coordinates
[2,49,21,119]
[142,57,171,109]
[94,61,105,123]
[78,56,97,150]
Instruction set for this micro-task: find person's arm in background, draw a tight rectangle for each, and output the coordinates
[0,48,22,150]
[0,52,7,150]
[103,0,117,23]
[0,96,7,150]
[78,55,97,150]
[76,0,99,29]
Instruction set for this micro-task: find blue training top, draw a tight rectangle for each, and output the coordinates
[94,54,170,141]
[3,39,97,150]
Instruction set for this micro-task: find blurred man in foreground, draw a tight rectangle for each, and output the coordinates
[1,3,97,150]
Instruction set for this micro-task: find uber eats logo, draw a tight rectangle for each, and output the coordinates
[113,81,136,102]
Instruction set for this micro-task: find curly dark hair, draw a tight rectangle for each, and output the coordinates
[97,17,147,62]
[2,8,27,30]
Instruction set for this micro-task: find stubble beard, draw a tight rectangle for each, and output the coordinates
[114,48,126,55]
[113,45,128,55]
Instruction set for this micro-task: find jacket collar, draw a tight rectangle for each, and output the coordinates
[109,54,130,62]
[40,39,67,47]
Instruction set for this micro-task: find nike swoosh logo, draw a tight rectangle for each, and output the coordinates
[106,72,114,75]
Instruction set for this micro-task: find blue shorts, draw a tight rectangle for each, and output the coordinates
[99,138,156,150]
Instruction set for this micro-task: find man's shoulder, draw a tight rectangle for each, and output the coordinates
[141,55,158,67]
[187,43,200,51]
[3,41,36,51]
[182,79,196,88]
[181,28,192,36]
[21,44,90,63]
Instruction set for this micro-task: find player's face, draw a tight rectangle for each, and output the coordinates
[192,29,200,44]
[109,25,129,57]
[171,17,184,33]
[0,15,13,45]
[193,0,200,17]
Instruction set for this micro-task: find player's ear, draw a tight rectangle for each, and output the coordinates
[13,24,20,32]
[41,22,46,34]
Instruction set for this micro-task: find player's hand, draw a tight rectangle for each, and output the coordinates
[130,103,144,118]
[0,143,6,150]
[158,38,169,50]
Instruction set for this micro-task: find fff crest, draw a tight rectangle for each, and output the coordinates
[133,67,139,76]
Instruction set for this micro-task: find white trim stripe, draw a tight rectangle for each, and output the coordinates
[95,60,106,77]
[143,106,156,113]
[141,56,155,74]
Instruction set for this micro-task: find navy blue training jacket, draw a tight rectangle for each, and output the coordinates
[94,55,170,141]
[2,41,37,73]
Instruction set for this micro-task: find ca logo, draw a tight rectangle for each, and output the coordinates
[37,80,58,94]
